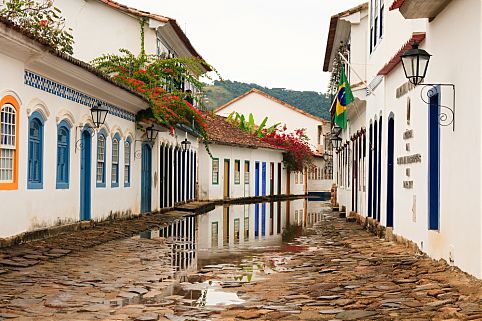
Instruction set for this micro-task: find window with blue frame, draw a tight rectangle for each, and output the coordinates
[96,131,106,187]
[124,138,131,187]
[56,121,70,189]
[111,134,120,187]
[27,112,44,189]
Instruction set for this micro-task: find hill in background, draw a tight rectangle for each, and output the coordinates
[203,80,332,120]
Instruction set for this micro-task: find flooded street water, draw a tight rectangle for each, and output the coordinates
[138,198,328,314]
[2,196,480,320]
[0,198,331,320]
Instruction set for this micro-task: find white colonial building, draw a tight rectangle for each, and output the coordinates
[0,0,208,239]
[325,0,482,278]
[198,113,288,201]
[215,88,332,194]
[0,19,151,238]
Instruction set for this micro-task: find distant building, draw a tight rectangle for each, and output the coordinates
[215,88,333,193]
[198,113,291,201]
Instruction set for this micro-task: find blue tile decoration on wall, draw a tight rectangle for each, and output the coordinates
[24,70,136,122]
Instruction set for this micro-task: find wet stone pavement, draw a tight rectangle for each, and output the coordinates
[0,201,481,320]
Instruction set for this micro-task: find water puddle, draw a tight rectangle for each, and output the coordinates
[132,199,330,314]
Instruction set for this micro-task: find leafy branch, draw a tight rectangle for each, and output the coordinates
[0,0,74,54]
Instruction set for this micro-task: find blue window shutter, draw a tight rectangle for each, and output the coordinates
[27,113,44,189]
[56,121,70,189]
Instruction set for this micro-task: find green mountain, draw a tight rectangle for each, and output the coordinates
[203,80,332,120]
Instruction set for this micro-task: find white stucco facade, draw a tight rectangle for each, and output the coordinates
[326,0,482,277]
[215,90,329,153]
[198,144,288,201]
[215,89,333,192]
[0,19,199,239]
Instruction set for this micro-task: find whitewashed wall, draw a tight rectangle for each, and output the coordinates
[198,144,287,200]
[0,59,148,238]
[55,0,163,62]
[216,92,327,152]
[353,0,482,277]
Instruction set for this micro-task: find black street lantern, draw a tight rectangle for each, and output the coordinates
[331,134,342,149]
[322,152,331,162]
[332,125,342,137]
[400,41,431,86]
[145,125,159,143]
[181,138,191,151]
[91,102,109,128]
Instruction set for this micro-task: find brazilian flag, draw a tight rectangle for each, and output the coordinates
[334,67,354,129]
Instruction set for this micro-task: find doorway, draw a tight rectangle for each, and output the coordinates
[80,129,91,221]
[223,159,230,199]
[141,143,152,213]
[387,116,395,227]
[429,90,440,230]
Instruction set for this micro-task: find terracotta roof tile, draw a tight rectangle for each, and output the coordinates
[389,0,406,10]
[323,3,369,71]
[203,112,282,150]
[377,33,426,76]
[0,17,148,102]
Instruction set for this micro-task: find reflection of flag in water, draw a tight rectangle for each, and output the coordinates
[334,67,354,129]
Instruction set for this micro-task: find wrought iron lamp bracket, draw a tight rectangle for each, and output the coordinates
[133,138,154,160]
[74,124,96,153]
[420,83,456,131]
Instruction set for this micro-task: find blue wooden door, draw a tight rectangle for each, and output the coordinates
[387,117,395,227]
[80,130,91,221]
[429,91,440,230]
[261,162,266,236]
[141,143,152,213]
[255,162,260,237]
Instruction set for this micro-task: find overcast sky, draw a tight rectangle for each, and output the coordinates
[121,0,365,93]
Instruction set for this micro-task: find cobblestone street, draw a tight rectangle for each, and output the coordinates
[0,204,481,320]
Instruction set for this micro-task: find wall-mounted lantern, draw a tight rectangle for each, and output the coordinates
[90,102,109,128]
[400,41,431,86]
[331,134,342,149]
[181,138,191,151]
[400,41,455,131]
[145,125,159,143]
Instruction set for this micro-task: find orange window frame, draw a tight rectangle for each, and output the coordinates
[0,95,20,190]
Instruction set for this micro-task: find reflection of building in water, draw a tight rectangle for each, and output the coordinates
[159,216,197,278]
[197,203,288,250]
[288,199,308,227]
[307,201,327,226]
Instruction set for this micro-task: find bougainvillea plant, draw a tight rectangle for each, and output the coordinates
[0,0,74,54]
[261,127,313,173]
[91,19,220,149]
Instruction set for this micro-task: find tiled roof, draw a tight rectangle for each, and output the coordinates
[323,3,369,71]
[95,0,211,71]
[377,33,426,76]
[0,17,148,102]
[389,0,406,10]
[203,112,282,150]
[215,88,329,123]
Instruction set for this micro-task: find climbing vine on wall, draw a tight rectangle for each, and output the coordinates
[92,18,221,149]
[327,42,348,96]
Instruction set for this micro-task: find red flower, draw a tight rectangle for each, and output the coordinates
[39,20,48,27]
[163,68,173,74]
